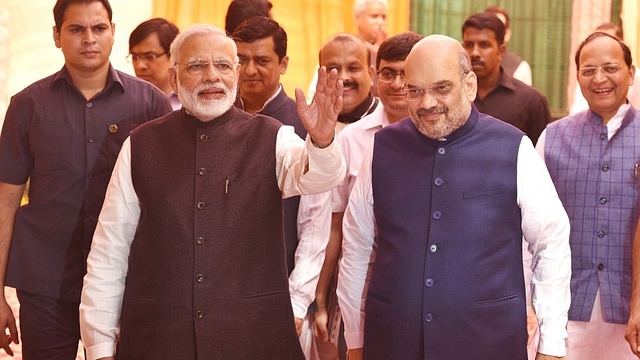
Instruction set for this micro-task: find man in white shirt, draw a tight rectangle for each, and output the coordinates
[538,32,640,360]
[569,22,640,114]
[306,32,422,360]
[79,24,346,360]
[337,34,570,360]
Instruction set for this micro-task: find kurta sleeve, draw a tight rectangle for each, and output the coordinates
[518,136,571,357]
[79,138,140,360]
[337,140,376,349]
[275,125,346,197]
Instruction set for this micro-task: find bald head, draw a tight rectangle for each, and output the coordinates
[319,33,374,114]
[319,33,370,66]
[406,35,471,80]
[404,35,477,139]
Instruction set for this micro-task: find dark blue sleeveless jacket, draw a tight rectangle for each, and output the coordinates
[366,107,527,359]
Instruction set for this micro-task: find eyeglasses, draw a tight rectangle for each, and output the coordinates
[126,52,169,63]
[181,59,237,76]
[578,64,623,77]
[402,73,468,101]
[377,69,405,83]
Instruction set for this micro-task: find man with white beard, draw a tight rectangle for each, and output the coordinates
[78,24,346,360]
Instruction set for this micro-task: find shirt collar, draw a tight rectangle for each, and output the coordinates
[338,93,378,124]
[605,103,632,138]
[496,67,517,92]
[236,84,283,113]
[52,64,124,94]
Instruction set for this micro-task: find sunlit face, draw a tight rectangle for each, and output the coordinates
[577,35,635,121]
[130,32,172,94]
[320,39,374,114]
[355,2,387,44]
[376,59,408,122]
[169,33,238,121]
[53,1,114,75]
[462,28,504,80]
[236,36,288,105]
[405,43,477,139]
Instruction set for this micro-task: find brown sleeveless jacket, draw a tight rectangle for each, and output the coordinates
[117,107,304,359]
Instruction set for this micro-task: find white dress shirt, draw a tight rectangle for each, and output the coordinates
[290,189,331,318]
[337,136,572,357]
[536,104,634,359]
[332,105,390,213]
[291,105,389,317]
[80,125,345,360]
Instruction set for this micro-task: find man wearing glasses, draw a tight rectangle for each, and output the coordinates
[79,24,346,360]
[308,32,422,360]
[538,32,640,359]
[338,34,571,360]
[128,18,181,110]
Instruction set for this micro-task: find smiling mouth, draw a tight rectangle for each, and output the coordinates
[593,88,614,95]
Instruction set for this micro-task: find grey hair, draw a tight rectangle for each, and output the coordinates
[170,24,238,67]
[353,0,388,15]
[458,48,472,74]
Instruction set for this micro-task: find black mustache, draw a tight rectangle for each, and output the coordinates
[343,81,358,88]
[417,107,448,116]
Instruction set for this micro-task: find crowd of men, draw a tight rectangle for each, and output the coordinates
[0,0,639,360]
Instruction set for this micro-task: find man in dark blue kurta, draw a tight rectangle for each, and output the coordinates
[337,34,571,360]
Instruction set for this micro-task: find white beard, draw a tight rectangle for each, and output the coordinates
[177,81,237,121]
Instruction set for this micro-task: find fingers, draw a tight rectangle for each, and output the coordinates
[7,320,17,345]
[312,313,329,342]
[317,66,328,88]
[0,334,14,356]
[625,326,640,356]
[294,87,307,108]
[633,332,640,357]
[294,317,304,337]
[316,322,329,342]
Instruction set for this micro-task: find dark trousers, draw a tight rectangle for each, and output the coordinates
[16,290,81,360]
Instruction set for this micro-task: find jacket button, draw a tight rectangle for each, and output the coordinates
[425,278,434,287]
[425,313,434,322]
[195,310,203,319]
[597,230,605,238]
[109,124,118,133]
[198,167,207,175]
[197,202,205,210]
[196,236,204,245]
[437,147,445,155]
[432,211,442,220]
[597,263,605,271]
[200,134,208,141]
[196,274,204,282]
[429,244,438,253]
